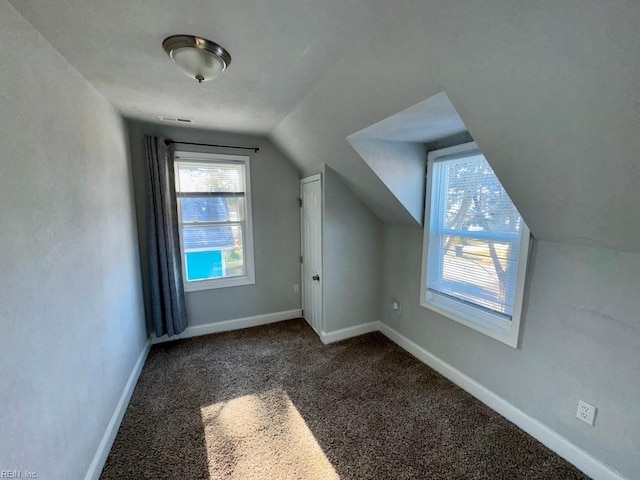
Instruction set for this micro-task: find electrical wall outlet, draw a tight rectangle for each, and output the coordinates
[576,400,597,426]
[293,284,300,293]
[392,299,402,316]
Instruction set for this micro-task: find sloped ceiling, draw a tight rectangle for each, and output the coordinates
[9,0,640,250]
[271,1,640,251]
[348,92,468,144]
[8,0,380,134]
[346,92,470,224]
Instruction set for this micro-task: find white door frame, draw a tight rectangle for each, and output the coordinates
[300,174,323,334]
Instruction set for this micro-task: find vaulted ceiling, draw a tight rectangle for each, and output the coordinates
[9,0,381,133]
[10,0,640,251]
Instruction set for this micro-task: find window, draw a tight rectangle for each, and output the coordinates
[420,142,531,347]
[174,151,255,291]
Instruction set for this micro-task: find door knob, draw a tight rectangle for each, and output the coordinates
[312,275,320,281]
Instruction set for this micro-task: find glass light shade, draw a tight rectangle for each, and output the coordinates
[171,47,225,82]
[163,35,231,83]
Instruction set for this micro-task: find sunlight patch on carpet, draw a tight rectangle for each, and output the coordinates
[200,388,340,479]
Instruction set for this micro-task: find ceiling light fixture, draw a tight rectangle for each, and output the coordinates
[162,35,231,83]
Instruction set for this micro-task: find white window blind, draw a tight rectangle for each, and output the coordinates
[427,153,523,319]
[421,142,531,347]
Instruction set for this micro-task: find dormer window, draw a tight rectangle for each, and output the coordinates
[420,142,531,347]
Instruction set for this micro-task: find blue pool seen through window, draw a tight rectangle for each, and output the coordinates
[174,152,255,290]
[185,250,224,281]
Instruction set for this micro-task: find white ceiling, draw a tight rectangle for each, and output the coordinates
[9,0,381,134]
[344,92,469,224]
[348,92,468,143]
[271,1,640,250]
[9,0,640,250]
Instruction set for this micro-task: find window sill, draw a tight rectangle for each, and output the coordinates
[184,275,255,292]
[420,292,518,348]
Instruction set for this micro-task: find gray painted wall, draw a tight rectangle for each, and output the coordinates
[323,166,383,332]
[0,2,147,479]
[346,139,427,224]
[127,121,301,329]
[381,225,640,479]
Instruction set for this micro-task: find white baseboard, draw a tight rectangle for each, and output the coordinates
[320,321,379,344]
[152,309,303,344]
[83,316,625,480]
[377,322,626,480]
[85,339,151,480]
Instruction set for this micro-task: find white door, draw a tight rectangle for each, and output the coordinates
[300,175,322,334]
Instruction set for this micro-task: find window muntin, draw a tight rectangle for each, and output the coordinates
[421,142,530,347]
[174,152,255,291]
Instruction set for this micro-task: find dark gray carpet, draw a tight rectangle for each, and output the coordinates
[101,319,588,479]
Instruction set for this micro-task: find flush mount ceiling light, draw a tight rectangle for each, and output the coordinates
[163,35,231,83]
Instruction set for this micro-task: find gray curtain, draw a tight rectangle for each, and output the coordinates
[144,135,188,337]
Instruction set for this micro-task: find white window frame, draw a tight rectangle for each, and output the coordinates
[174,151,255,292]
[420,142,531,348]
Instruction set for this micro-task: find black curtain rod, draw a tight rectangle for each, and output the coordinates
[164,139,259,153]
